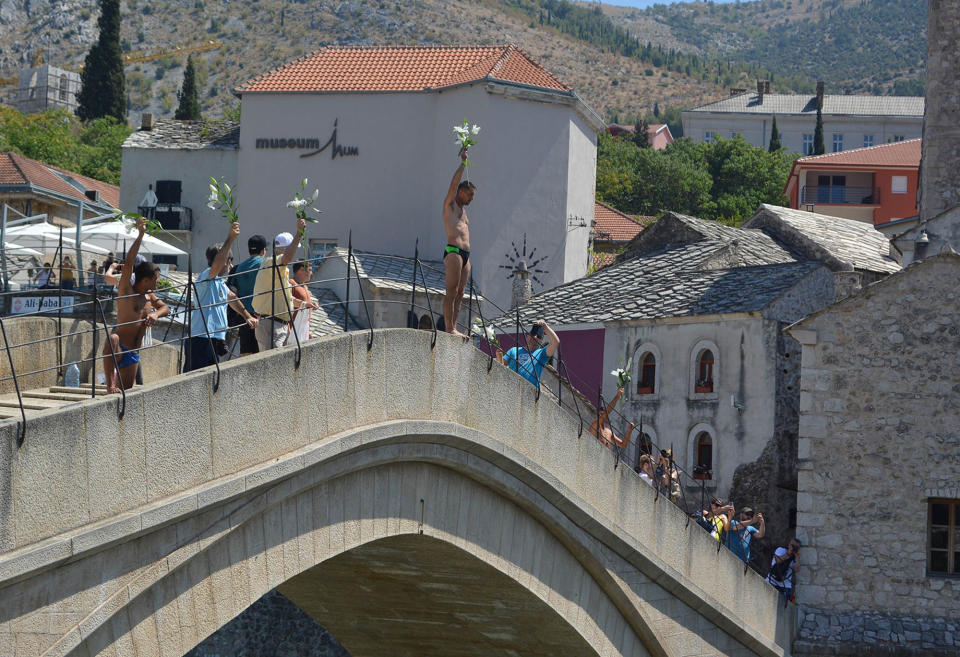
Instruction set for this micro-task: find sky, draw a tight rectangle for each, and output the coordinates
[600,0,741,9]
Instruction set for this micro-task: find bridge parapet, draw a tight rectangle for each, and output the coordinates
[0,329,792,657]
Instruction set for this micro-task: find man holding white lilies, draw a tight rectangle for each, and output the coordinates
[252,217,307,351]
[441,146,476,337]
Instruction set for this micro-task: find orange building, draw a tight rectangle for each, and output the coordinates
[784,139,920,226]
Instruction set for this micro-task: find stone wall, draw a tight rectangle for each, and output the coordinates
[789,253,960,656]
[186,591,348,657]
[920,0,960,221]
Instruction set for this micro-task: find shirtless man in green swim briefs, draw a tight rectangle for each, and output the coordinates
[103,216,169,393]
[441,146,475,337]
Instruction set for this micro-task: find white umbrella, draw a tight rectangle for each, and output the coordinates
[81,221,187,257]
[5,222,110,256]
[3,242,42,257]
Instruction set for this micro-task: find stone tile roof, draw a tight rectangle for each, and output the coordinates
[744,205,901,274]
[593,201,650,243]
[618,212,797,266]
[335,248,455,296]
[0,152,119,207]
[309,287,361,337]
[235,45,571,94]
[122,119,240,150]
[687,93,924,117]
[501,240,821,326]
[792,139,921,168]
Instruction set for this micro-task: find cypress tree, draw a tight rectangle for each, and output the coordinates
[813,106,826,155]
[76,0,126,121]
[633,118,651,148]
[768,114,782,152]
[175,55,202,121]
[653,101,660,118]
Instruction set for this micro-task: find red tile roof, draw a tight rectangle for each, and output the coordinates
[236,45,571,94]
[592,251,617,270]
[794,138,921,168]
[0,152,119,207]
[594,201,652,242]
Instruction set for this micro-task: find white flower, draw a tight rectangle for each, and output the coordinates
[484,325,497,342]
[453,125,469,136]
[311,189,319,201]
[301,178,308,188]
[209,183,217,194]
[286,198,308,209]
[611,368,625,378]
[207,202,218,210]
[222,182,231,194]
[471,124,481,135]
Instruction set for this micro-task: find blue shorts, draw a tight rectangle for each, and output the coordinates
[117,343,140,370]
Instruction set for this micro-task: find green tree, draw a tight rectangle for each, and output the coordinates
[813,106,825,155]
[653,102,660,118]
[633,118,651,148]
[175,55,203,120]
[76,0,126,122]
[768,115,782,152]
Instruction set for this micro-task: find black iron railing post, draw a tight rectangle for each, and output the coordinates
[91,284,98,398]
[0,315,26,447]
[408,239,419,327]
[95,297,125,419]
[276,253,302,368]
[57,226,64,377]
[343,232,352,332]
[416,254,437,348]
[185,254,193,373]
[350,251,374,350]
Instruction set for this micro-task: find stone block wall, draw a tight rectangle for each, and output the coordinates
[921,0,960,221]
[789,253,960,656]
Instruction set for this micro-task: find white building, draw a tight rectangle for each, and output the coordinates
[682,82,923,155]
[120,45,603,311]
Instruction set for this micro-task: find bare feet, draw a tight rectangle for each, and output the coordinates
[450,329,468,338]
[107,385,123,395]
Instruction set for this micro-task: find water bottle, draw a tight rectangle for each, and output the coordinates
[64,361,81,388]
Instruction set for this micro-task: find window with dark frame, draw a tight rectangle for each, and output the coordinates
[695,432,713,480]
[928,499,960,576]
[696,349,714,393]
[637,352,656,394]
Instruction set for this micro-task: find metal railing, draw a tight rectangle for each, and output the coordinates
[800,185,880,205]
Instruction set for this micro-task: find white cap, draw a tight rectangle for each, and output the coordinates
[274,232,294,248]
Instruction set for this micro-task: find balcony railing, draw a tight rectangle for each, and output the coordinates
[138,204,193,231]
[800,186,880,205]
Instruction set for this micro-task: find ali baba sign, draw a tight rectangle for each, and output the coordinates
[255,119,359,159]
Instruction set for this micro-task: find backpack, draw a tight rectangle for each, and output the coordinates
[769,554,795,582]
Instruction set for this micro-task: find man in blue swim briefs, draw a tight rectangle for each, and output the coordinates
[102,217,169,393]
[441,146,475,337]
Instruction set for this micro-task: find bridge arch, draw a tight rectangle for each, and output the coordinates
[0,330,791,657]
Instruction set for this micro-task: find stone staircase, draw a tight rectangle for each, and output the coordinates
[0,384,109,418]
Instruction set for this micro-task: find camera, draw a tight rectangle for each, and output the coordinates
[529,324,545,339]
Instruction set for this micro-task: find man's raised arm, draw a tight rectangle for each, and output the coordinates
[443,147,468,207]
[119,217,147,294]
[209,221,240,278]
[280,217,307,266]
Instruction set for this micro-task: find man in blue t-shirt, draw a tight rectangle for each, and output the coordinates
[726,507,765,563]
[229,234,267,356]
[185,222,259,372]
[502,319,560,387]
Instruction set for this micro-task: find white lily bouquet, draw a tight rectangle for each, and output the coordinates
[470,318,501,351]
[207,177,240,223]
[453,118,481,176]
[286,178,323,247]
[111,211,182,241]
[611,357,632,390]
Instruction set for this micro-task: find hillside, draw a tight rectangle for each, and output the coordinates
[0,0,724,123]
[602,0,927,95]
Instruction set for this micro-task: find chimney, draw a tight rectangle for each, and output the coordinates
[510,261,533,310]
[756,79,765,102]
[141,113,155,131]
[764,80,771,94]
[816,81,825,109]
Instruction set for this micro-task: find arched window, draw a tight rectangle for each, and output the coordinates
[637,352,656,394]
[694,432,713,480]
[696,349,714,393]
[418,314,434,331]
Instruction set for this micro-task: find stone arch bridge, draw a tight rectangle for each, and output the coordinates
[0,330,793,657]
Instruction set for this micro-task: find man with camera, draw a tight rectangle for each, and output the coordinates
[502,319,559,387]
[726,506,765,563]
[767,538,800,600]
